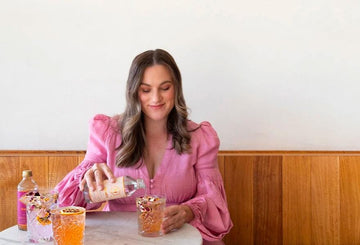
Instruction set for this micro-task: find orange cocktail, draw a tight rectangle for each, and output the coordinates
[51,206,86,245]
[136,195,166,237]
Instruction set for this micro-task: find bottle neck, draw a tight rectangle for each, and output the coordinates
[136,179,145,189]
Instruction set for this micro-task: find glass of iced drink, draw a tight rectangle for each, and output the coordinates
[23,190,58,242]
[136,195,166,237]
[51,206,86,245]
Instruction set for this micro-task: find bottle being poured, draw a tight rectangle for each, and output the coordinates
[83,176,145,203]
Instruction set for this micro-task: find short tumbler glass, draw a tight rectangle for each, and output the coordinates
[136,195,166,237]
[51,206,86,245]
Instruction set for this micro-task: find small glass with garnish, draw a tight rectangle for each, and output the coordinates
[51,206,86,245]
[21,190,58,242]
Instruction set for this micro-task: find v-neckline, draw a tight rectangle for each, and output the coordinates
[141,134,172,180]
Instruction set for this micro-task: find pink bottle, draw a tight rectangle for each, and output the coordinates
[17,170,38,230]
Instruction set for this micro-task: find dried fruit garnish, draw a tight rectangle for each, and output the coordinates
[60,207,85,215]
[36,209,52,225]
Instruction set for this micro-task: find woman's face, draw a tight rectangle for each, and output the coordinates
[138,64,175,124]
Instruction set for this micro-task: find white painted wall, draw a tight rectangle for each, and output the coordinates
[1,0,359,150]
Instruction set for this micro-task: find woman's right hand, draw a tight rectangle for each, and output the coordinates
[79,163,116,192]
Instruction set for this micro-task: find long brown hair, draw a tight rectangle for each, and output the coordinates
[116,49,191,167]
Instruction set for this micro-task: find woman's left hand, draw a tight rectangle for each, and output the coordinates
[161,205,194,234]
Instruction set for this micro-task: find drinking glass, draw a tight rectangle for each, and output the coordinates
[51,206,86,245]
[136,195,166,237]
[24,190,58,242]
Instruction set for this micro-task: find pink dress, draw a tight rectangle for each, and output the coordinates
[55,114,233,242]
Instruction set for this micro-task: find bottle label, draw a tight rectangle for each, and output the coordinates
[89,176,126,202]
[17,191,28,227]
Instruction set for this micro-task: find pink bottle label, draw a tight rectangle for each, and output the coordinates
[17,191,27,226]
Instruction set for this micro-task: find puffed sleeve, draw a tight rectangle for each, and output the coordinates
[55,114,111,210]
[182,122,233,242]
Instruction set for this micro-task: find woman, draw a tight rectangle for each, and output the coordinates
[55,49,233,244]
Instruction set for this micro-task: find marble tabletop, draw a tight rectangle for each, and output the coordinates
[0,211,203,245]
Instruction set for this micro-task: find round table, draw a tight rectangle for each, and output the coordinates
[0,211,202,245]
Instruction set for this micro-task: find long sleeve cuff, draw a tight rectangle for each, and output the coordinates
[182,169,233,241]
[55,160,102,210]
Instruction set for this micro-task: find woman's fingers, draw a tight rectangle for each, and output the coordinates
[78,163,115,192]
[100,164,116,183]
[79,178,86,192]
[92,165,104,190]
[162,205,191,234]
[84,166,98,191]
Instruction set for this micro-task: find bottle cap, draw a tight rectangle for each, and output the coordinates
[22,170,32,177]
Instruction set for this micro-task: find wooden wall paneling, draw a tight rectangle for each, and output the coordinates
[218,155,225,180]
[224,156,254,245]
[2,150,360,243]
[283,156,312,245]
[253,156,283,245]
[0,156,20,231]
[340,156,360,245]
[19,156,48,190]
[311,156,340,245]
[48,156,80,189]
[78,153,86,165]
[217,155,229,243]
